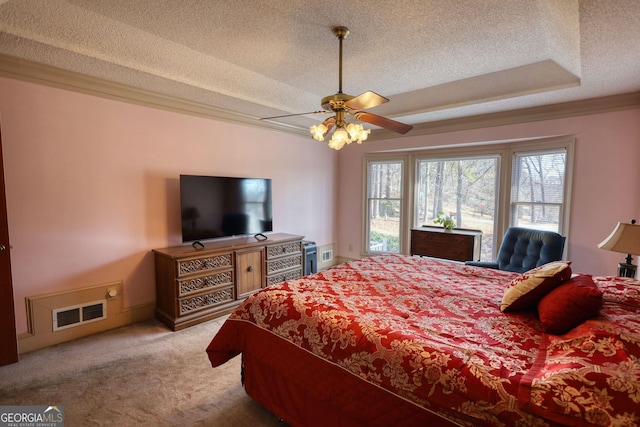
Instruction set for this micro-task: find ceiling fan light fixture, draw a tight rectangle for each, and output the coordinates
[310,123,328,141]
[273,25,411,150]
[318,120,372,150]
[346,122,370,144]
[357,128,371,144]
[328,126,349,150]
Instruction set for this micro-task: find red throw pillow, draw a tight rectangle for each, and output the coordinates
[501,261,572,312]
[537,274,603,334]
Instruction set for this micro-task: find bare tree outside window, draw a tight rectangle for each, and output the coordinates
[367,160,403,253]
[511,150,566,232]
[363,141,572,261]
[415,157,498,260]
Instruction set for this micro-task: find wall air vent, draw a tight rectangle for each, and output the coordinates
[321,249,333,263]
[52,300,107,331]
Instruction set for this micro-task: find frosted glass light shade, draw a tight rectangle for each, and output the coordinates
[310,123,328,141]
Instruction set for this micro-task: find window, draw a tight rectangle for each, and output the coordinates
[363,139,573,260]
[366,159,404,253]
[415,156,499,260]
[511,149,567,233]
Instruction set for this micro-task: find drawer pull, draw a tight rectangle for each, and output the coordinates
[248,265,254,272]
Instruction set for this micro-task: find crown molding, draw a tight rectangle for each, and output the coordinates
[0,54,307,137]
[1,54,638,141]
[371,91,640,140]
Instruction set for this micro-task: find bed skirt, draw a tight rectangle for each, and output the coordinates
[232,322,469,427]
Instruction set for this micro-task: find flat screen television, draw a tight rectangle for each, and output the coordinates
[180,175,273,243]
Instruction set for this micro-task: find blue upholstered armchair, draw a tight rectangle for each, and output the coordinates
[465,227,566,273]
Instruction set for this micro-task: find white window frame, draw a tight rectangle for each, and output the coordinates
[412,153,501,260]
[509,147,570,234]
[504,140,574,243]
[362,138,574,260]
[363,155,409,255]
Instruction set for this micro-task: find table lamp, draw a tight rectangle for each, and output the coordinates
[598,219,640,278]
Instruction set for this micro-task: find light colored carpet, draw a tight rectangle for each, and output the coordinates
[0,316,285,426]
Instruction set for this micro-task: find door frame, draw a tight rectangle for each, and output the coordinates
[0,121,19,365]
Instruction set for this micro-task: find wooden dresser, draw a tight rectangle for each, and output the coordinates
[153,233,304,330]
[410,227,482,262]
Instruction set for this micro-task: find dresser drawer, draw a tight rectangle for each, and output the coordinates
[176,253,233,277]
[179,284,234,315]
[267,254,303,275]
[177,270,234,297]
[266,241,302,259]
[266,268,303,286]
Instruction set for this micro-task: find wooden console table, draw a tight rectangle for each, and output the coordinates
[410,227,482,262]
[153,233,304,330]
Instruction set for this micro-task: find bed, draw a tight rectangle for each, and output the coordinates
[206,254,640,427]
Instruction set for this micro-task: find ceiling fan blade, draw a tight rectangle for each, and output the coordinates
[355,112,413,134]
[260,111,326,120]
[345,91,389,111]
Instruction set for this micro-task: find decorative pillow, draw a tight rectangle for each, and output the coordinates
[501,261,572,312]
[537,274,603,334]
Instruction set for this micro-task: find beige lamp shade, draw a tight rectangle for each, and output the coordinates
[598,222,640,255]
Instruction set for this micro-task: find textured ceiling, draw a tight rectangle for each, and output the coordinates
[0,0,639,138]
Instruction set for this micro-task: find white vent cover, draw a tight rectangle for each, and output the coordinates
[52,300,107,331]
[321,249,333,263]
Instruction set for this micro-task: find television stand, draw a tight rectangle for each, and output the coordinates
[152,233,304,330]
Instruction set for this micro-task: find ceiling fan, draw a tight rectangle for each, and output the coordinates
[261,26,413,150]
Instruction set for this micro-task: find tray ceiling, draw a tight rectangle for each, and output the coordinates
[0,0,639,139]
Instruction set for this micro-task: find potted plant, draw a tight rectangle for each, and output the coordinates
[434,211,456,231]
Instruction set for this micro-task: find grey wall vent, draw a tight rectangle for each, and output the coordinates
[53,300,107,331]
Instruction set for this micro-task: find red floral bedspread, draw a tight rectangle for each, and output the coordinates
[520,276,640,426]
[207,254,640,426]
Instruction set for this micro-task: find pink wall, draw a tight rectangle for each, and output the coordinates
[337,108,640,276]
[2,74,639,336]
[0,77,337,334]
